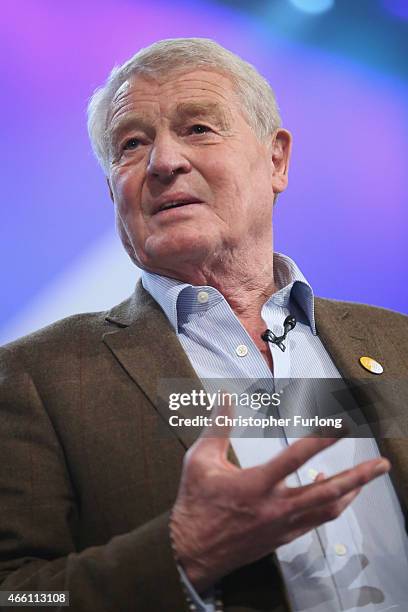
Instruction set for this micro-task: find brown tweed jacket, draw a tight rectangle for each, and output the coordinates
[0,281,407,612]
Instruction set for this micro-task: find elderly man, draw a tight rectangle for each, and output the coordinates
[1,38,408,612]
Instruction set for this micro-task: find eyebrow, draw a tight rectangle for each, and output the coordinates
[108,100,231,149]
[173,101,230,127]
[108,116,153,149]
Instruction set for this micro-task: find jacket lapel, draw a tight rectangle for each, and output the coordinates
[315,298,408,514]
[102,281,205,449]
[102,281,240,466]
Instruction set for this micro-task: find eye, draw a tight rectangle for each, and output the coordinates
[123,137,141,150]
[189,124,211,135]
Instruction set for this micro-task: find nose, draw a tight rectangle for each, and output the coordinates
[147,133,192,182]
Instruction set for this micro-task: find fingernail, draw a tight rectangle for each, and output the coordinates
[374,460,390,475]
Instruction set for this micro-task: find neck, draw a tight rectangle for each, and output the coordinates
[151,245,279,348]
[147,244,279,373]
[194,249,277,374]
[156,245,277,317]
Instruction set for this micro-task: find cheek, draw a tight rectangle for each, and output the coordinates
[115,212,130,245]
[111,168,148,253]
[111,166,143,216]
[245,154,274,205]
[203,156,243,202]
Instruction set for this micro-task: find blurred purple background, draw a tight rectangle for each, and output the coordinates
[1,0,407,344]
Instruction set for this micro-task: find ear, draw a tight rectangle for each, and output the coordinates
[270,129,292,195]
[106,177,114,203]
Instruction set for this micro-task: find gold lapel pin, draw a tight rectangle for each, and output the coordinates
[359,356,384,375]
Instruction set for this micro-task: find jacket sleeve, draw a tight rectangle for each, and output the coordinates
[0,344,189,612]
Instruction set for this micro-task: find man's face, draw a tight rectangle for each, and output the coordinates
[107,69,291,276]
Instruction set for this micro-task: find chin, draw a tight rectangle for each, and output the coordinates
[144,230,215,267]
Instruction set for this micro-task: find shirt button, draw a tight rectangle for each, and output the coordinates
[308,468,318,481]
[334,543,347,556]
[197,291,209,304]
[236,344,248,357]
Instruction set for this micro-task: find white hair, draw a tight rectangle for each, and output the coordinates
[87,37,282,174]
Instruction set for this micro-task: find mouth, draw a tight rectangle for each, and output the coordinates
[154,198,203,215]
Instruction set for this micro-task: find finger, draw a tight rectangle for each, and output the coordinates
[291,458,390,514]
[286,486,362,535]
[193,390,235,457]
[277,470,325,498]
[259,433,347,487]
[280,470,326,499]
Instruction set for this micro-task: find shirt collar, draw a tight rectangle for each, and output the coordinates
[141,252,316,335]
[268,253,316,334]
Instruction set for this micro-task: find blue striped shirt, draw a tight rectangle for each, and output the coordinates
[142,253,408,612]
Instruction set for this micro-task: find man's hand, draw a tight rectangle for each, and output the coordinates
[170,421,390,593]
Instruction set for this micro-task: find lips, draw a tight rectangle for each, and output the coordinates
[159,200,197,212]
[151,194,203,215]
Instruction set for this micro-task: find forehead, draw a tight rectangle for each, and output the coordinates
[108,69,242,124]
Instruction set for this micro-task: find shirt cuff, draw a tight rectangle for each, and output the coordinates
[177,562,217,611]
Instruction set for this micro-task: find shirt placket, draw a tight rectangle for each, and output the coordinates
[262,304,345,611]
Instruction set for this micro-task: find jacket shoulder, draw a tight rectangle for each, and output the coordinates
[1,310,109,350]
[315,297,407,321]
[0,284,152,375]
[0,310,117,378]
[315,297,408,340]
